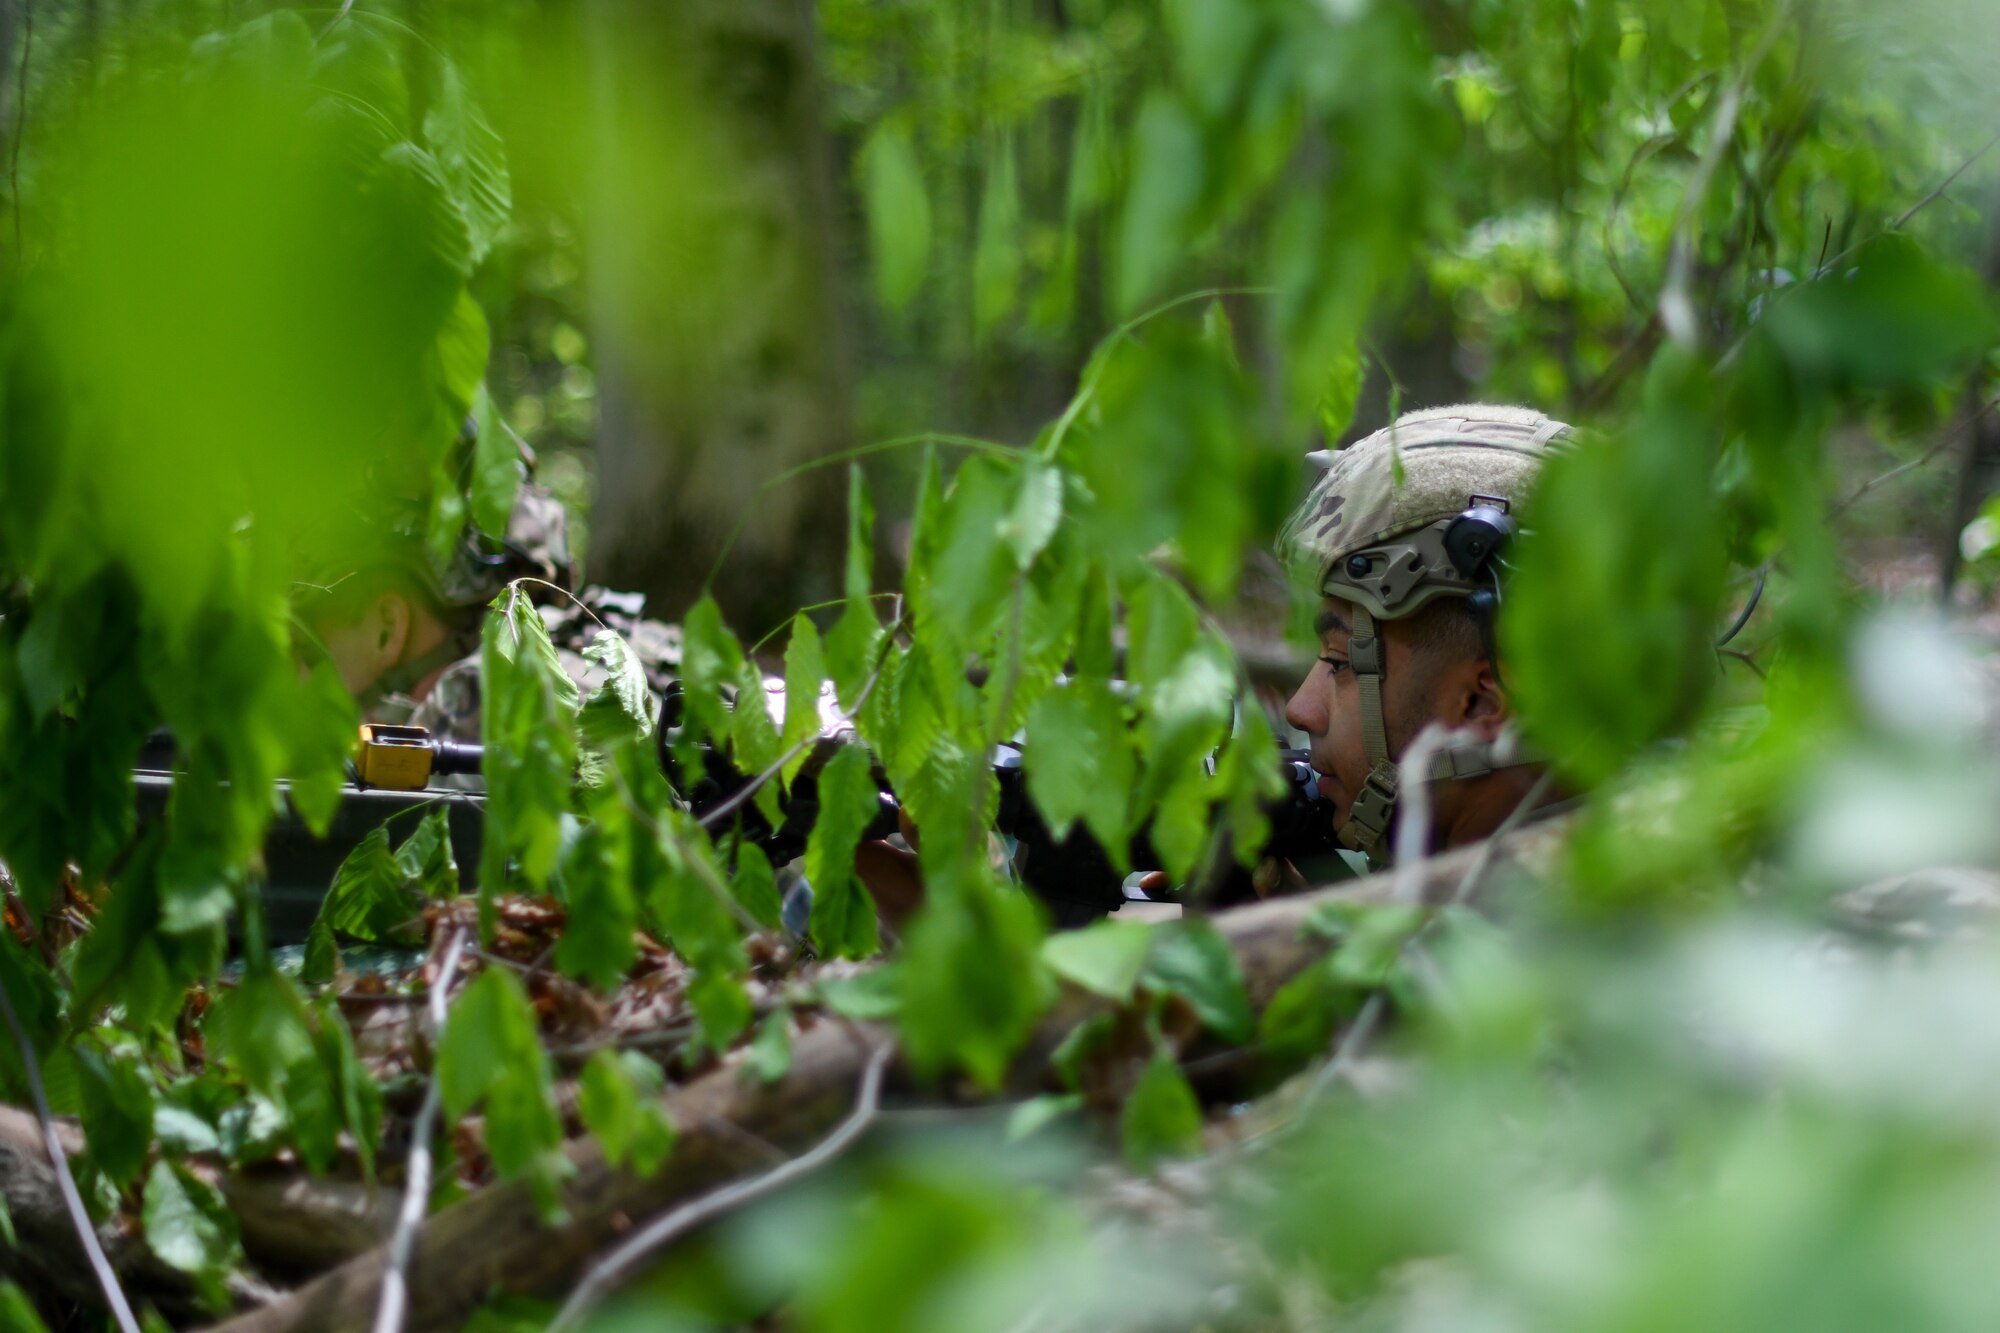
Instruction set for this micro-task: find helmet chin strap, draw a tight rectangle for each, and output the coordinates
[1332,603,1542,866]
[1337,605,1401,864]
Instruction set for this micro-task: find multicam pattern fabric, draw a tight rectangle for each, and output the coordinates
[430,481,578,610]
[1280,404,1572,605]
[399,588,683,748]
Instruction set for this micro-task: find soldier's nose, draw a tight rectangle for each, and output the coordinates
[1284,678,1324,737]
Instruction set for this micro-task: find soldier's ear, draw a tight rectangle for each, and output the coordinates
[373,593,412,662]
[1446,657,1507,736]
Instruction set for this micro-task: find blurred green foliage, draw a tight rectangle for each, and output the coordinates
[0,0,1998,1328]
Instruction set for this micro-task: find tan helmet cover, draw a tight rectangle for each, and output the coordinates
[1281,404,1571,618]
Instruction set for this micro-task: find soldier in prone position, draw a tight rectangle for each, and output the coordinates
[299,427,681,750]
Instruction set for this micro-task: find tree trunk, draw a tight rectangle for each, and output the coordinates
[583,0,851,634]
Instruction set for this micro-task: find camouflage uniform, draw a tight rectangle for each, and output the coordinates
[383,484,684,747]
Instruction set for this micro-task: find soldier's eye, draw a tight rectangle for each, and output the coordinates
[1319,655,1349,675]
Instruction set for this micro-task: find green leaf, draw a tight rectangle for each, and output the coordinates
[578,1050,675,1177]
[973,138,1022,335]
[745,1009,794,1084]
[1256,960,1347,1066]
[468,384,521,539]
[859,118,932,312]
[580,629,656,751]
[677,597,746,746]
[1143,918,1253,1043]
[999,459,1064,571]
[1316,336,1365,444]
[1041,919,1154,1002]
[804,745,884,960]
[432,287,491,420]
[482,590,582,894]
[729,664,786,826]
[1116,94,1205,314]
[1005,1092,1083,1144]
[317,827,414,945]
[899,863,1051,1088]
[825,600,884,715]
[142,1160,242,1278]
[423,56,512,268]
[688,964,752,1054]
[0,1281,46,1333]
[781,617,828,788]
[555,822,638,991]
[728,841,783,933]
[817,964,902,1021]
[395,807,461,899]
[75,1044,155,1190]
[1024,678,1134,853]
[1121,1050,1203,1170]
[437,968,544,1120]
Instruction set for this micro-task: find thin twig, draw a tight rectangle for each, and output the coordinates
[1813,129,2000,281]
[371,927,469,1333]
[0,966,142,1333]
[547,1040,897,1333]
[1306,772,1555,1103]
[1831,396,2000,516]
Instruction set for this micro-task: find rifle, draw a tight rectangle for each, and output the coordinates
[132,713,1350,943]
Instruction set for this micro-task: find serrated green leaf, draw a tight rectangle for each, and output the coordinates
[805,745,884,960]
[423,57,512,268]
[1143,918,1253,1043]
[580,629,656,751]
[1041,919,1154,1001]
[316,827,413,946]
[1025,678,1134,853]
[482,590,581,894]
[1121,1050,1203,1170]
[395,807,461,899]
[781,617,828,788]
[678,597,746,746]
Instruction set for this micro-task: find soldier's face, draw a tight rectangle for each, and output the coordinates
[1283,595,1453,832]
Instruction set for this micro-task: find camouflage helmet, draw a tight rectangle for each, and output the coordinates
[427,480,576,611]
[1282,404,1571,618]
[1281,404,1570,866]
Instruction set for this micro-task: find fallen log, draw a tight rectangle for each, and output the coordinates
[202,822,1567,1333]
